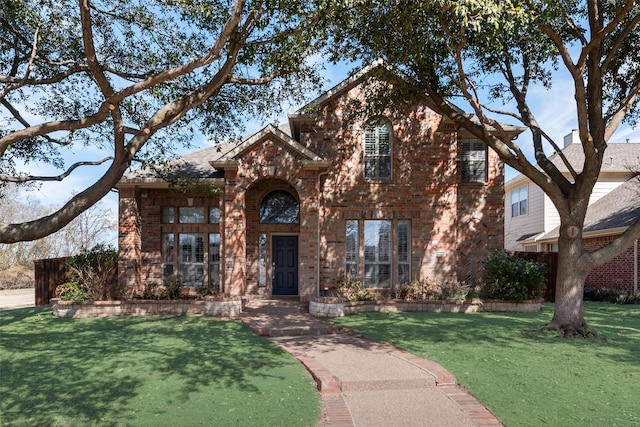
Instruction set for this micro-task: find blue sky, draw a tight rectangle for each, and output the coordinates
[12,58,640,245]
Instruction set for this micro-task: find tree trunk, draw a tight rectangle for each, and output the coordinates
[548,234,590,337]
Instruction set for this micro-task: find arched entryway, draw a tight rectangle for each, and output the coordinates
[245,179,301,296]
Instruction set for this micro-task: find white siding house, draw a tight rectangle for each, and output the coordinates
[504,130,640,252]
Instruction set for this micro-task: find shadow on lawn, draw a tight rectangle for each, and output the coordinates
[0,308,290,426]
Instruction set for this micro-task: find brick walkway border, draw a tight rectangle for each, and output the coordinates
[241,310,502,427]
[272,336,503,427]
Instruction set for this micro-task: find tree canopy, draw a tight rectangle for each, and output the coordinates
[332,0,640,335]
[0,0,333,243]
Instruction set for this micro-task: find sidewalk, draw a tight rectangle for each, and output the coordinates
[241,299,502,427]
[0,288,35,310]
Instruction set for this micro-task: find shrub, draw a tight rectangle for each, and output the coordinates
[395,278,439,300]
[65,244,122,301]
[438,281,470,301]
[0,266,34,290]
[481,249,546,301]
[55,281,90,302]
[584,286,640,304]
[333,273,363,301]
[196,282,220,299]
[142,278,183,300]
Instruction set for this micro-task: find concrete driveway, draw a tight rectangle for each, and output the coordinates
[0,288,35,309]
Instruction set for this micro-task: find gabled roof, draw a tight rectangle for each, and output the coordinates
[211,124,324,164]
[506,142,640,188]
[118,141,235,186]
[536,177,640,242]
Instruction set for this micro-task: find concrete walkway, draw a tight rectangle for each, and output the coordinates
[241,299,502,427]
[0,288,35,310]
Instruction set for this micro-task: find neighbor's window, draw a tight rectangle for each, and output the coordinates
[461,138,487,182]
[179,207,205,224]
[364,119,392,180]
[363,220,391,289]
[511,185,528,217]
[260,190,299,223]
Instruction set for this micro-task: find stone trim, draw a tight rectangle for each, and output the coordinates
[51,298,244,319]
[309,298,543,318]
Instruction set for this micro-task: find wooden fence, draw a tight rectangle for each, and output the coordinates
[34,257,68,306]
[508,251,559,302]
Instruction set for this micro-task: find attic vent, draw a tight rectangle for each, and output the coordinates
[441,123,455,130]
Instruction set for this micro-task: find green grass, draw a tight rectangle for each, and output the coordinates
[0,308,320,427]
[333,303,640,427]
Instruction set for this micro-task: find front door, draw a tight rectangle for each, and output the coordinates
[272,236,298,295]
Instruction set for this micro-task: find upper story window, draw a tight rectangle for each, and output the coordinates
[461,138,487,183]
[364,119,392,180]
[511,185,528,217]
[260,190,299,223]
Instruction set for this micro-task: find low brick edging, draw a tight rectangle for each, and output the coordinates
[310,298,543,318]
[274,336,502,427]
[50,298,244,319]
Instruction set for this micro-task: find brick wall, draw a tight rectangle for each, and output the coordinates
[584,235,638,293]
[118,78,506,299]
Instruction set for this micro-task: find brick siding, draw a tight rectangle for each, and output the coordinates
[584,235,638,293]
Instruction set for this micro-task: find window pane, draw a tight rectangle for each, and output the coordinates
[364,120,392,180]
[209,207,221,223]
[179,233,205,286]
[258,234,267,287]
[461,139,486,182]
[398,221,409,263]
[209,234,220,263]
[162,233,175,263]
[162,207,174,224]
[346,220,358,278]
[179,207,204,223]
[364,220,391,288]
[260,191,299,223]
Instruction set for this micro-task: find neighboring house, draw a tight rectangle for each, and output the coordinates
[117,65,521,301]
[505,130,640,292]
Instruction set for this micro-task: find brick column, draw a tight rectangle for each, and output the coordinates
[223,172,246,296]
[118,187,142,294]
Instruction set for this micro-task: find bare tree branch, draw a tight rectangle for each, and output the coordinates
[0,157,113,182]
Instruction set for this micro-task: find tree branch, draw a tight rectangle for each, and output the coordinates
[0,157,113,183]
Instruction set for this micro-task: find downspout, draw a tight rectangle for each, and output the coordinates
[317,170,330,297]
[634,239,638,294]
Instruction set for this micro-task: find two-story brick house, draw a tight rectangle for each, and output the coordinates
[117,66,521,300]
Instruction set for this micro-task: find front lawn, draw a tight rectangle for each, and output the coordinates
[333,302,640,426]
[0,308,320,427]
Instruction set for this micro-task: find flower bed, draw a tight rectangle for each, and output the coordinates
[310,297,543,318]
[50,298,245,319]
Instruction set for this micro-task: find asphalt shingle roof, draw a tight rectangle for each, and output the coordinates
[539,177,640,240]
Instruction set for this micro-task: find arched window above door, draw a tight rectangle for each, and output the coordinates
[260,190,299,223]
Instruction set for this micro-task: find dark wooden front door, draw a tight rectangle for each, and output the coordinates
[272,236,298,295]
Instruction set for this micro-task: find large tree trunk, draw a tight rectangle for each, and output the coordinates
[548,229,590,337]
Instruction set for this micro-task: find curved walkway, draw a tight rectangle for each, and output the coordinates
[241,299,502,427]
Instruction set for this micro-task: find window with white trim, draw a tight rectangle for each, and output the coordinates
[209,233,220,288]
[364,119,392,180]
[345,220,410,289]
[178,233,205,286]
[461,138,487,182]
[511,185,528,217]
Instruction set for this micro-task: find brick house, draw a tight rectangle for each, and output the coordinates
[117,66,521,300]
[505,130,640,293]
